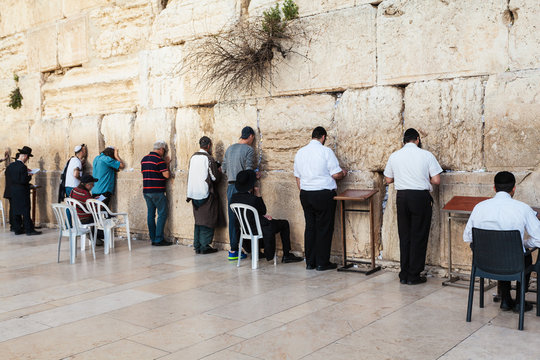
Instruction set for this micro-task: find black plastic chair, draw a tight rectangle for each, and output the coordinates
[466,228,533,331]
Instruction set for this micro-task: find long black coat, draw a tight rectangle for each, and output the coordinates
[5,160,31,215]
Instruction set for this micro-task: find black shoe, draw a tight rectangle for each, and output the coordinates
[306,264,316,270]
[201,247,218,254]
[154,240,173,246]
[407,276,427,285]
[26,231,42,236]
[316,262,338,271]
[95,239,104,247]
[195,249,201,254]
[399,279,407,284]
[500,299,514,311]
[282,253,303,263]
[513,301,533,313]
[14,230,25,235]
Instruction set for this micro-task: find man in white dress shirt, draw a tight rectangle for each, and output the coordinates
[384,128,443,285]
[294,126,347,271]
[463,171,540,312]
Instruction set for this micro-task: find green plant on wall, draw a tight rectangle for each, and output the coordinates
[8,73,23,110]
[184,0,305,99]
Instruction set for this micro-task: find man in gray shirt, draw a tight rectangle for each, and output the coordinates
[222,126,257,260]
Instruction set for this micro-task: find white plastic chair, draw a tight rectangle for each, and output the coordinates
[0,199,5,228]
[51,203,93,264]
[86,199,131,254]
[230,203,269,270]
[64,198,95,253]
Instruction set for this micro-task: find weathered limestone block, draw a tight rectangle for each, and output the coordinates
[509,0,540,70]
[0,1,30,37]
[404,78,485,171]
[26,24,58,72]
[62,0,109,17]
[89,0,156,60]
[69,115,103,169]
[58,16,88,68]
[27,0,63,27]
[150,0,240,47]
[0,73,41,123]
[335,87,403,172]
[484,70,540,171]
[0,33,28,79]
[381,183,442,266]
[377,0,508,85]
[258,94,336,171]
[167,173,197,241]
[516,166,540,208]
[0,120,31,156]
[34,171,62,226]
[272,6,376,95]
[248,0,356,18]
[133,108,176,169]
[114,172,146,232]
[42,59,139,118]
[100,113,135,168]
[29,119,70,171]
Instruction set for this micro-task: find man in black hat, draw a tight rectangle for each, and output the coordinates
[5,146,41,235]
[384,128,442,285]
[222,126,260,260]
[230,170,303,263]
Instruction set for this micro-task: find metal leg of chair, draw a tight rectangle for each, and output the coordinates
[479,278,485,308]
[518,275,525,331]
[466,267,476,322]
[252,236,259,270]
[237,238,243,267]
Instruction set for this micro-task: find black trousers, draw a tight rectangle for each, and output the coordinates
[300,189,337,267]
[7,199,21,232]
[11,199,34,234]
[261,219,292,261]
[396,190,433,282]
[499,253,532,302]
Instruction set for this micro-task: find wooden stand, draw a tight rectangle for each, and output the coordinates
[334,189,381,275]
[30,185,41,226]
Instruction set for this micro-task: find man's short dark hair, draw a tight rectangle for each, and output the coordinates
[102,147,115,158]
[311,126,327,139]
[240,126,255,139]
[199,136,211,148]
[494,171,516,193]
[403,128,420,143]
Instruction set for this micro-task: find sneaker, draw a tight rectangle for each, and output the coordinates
[228,251,247,260]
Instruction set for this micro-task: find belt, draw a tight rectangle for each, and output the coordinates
[228,181,235,184]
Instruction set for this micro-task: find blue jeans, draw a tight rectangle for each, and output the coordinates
[65,187,74,197]
[227,184,240,251]
[143,192,168,243]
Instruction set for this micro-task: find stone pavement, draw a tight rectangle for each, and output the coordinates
[0,228,538,360]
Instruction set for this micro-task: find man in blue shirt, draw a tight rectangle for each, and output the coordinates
[92,147,125,206]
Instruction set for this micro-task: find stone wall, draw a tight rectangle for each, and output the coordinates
[1,0,539,272]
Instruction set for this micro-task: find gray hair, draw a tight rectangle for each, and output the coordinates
[153,140,168,151]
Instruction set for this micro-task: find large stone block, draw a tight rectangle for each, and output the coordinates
[58,15,88,68]
[0,33,28,79]
[0,120,31,158]
[150,0,240,47]
[100,113,135,168]
[26,24,58,72]
[335,87,403,172]
[27,0,63,27]
[484,70,540,171]
[377,0,508,85]
[0,1,30,37]
[42,59,139,118]
[33,171,62,226]
[509,0,540,70]
[404,78,485,171]
[0,73,42,124]
[62,0,109,17]
[29,118,70,171]
[258,94,336,171]
[114,171,146,232]
[69,115,104,172]
[88,0,156,60]
[133,108,176,170]
[272,6,376,95]
[248,0,357,18]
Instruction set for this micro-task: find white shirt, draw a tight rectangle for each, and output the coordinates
[463,192,540,249]
[383,143,442,191]
[187,150,216,200]
[294,140,342,191]
[65,157,82,188]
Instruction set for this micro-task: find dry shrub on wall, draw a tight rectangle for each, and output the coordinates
[8,74,23,110]
[183,0,305,99]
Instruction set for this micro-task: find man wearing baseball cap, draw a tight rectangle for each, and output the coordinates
[70,174,103,245]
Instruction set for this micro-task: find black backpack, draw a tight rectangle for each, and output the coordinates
[57,157,73,202]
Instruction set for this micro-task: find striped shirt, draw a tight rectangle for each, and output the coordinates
[70,185,93,222]
[141,152,168,193]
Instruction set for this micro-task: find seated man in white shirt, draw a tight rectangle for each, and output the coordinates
[463,171,540,313]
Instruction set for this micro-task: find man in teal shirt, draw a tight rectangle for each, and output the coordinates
[92,147,125,206]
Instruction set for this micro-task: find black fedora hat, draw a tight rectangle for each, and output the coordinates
[235,170,257,192]
[80,174,98,184]
[17,146,33,157]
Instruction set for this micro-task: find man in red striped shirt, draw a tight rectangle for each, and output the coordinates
[141,141,172,246]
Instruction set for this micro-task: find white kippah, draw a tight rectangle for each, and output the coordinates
[74,145,82,153]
